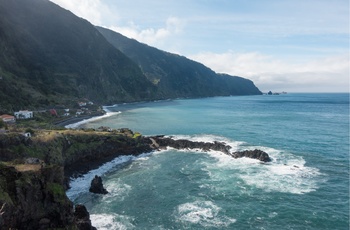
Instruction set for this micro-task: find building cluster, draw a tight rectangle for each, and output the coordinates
[0,110,33,124]
[0,101,98,125]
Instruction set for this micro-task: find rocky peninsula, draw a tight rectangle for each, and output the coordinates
[0,128,271,229]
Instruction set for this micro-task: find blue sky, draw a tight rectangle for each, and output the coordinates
[50,0,349,92]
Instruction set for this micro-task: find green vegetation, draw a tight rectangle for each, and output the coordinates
[0,0,157,112]
[0,0,260,113]
[47,182,66,201]
[133,132,142,139]
[0,119,5,129]
[97,26,262,97]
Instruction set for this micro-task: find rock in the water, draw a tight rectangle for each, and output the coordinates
[74,204,97,230]
[231,149,271,162]
[148,136,271,162]
[89,175,108,194]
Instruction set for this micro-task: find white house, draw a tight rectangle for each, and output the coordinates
[78,102,87,107]
[76,110,83,115]
[14,110,33,119]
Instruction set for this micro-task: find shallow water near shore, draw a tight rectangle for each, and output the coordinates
[67,93,349,229]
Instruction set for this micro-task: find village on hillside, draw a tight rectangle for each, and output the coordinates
[0,100,105,131]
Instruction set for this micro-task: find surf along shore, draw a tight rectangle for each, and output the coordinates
[0,111,271,229]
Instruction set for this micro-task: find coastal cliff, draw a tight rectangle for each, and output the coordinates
[0,129,271,229]
[0,128,149,229]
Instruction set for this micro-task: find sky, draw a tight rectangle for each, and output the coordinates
[50,0,349,93]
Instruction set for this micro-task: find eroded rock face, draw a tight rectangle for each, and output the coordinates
[231,149,271,162]
[89,175,108,194]
[0,165,75,229]
[148,136,271,162]
[74,204,97,230]
[0,164,97,229]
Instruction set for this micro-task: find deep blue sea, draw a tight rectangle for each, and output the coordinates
[66,93,349,230]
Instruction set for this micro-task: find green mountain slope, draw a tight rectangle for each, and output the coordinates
[0,0,261,113]
[0,0,156,112]
[96,26,262,98]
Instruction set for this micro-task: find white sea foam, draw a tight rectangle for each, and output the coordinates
[170,134,324,194]
[65,111,121,129]
[66,152,152,201]
[102,180,132,203]
[174,200,236,228]
[90,213,135,230]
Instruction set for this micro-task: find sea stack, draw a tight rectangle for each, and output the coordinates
[89,175,108,194]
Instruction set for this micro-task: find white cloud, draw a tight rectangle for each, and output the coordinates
[49,0,186,50]
[109,17,185,47]
[189,51,349,92]
[48,0,349,92]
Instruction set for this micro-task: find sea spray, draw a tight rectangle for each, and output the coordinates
[71,94,349,229]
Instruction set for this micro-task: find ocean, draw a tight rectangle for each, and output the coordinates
[66,93,349,229]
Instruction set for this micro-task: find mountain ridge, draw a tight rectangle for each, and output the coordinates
[96,26,262,98]
[0,0,261,113]
[0,0,157,112]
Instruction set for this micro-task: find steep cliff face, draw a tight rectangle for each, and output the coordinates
[0,164,75,229]
[0,129,152,176]
[96,26,262,97]
[0,0,262,113]
[0,129,150,229]
[0,129,272,229]
[0,0,157,111]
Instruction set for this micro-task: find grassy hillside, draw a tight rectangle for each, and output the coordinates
[0,0,157,112]
[0,0,261,114]
[96,26,262,97]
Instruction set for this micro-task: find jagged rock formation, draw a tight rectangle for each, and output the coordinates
[0,129,271,229]
[74,204,97,230]
[231,149,271,162]
[89,175,108,194]
[0,129,149,229]
[148,136,271,162]
[0,164,81,229]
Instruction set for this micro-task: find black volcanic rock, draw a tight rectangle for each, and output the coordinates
[74,204,97,230]
[231,149,271,162]
[0,164,76,229]
[149,136,271,162]
[89,175,108,194]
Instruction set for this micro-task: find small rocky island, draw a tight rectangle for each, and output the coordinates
[148,135,271,162]
[89,175,108,194]
[0,128,271,229]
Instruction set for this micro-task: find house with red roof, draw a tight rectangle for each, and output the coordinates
[0,114,16,123]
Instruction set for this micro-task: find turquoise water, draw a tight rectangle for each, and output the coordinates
[67,93,349,229]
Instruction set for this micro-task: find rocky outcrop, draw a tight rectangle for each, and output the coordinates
[0,129,271,229]
[0,163,96,229]
[74,204,97,230]
[0,164,77,229]
[89,175,108,194]
[148,136,271,162]
[230,149,271,162]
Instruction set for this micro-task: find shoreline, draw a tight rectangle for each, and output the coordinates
[54,111,121,128]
